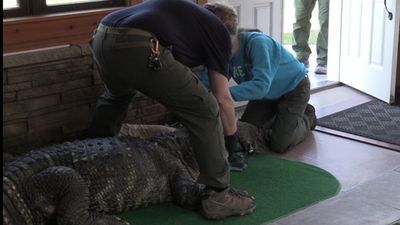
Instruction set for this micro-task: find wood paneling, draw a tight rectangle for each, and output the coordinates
[125,0,143,6]
[3,8,122,53]
[3,1,210,54]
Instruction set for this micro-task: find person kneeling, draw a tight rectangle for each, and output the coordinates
[200,29,316,154]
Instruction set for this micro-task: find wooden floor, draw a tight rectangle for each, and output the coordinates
[266,84,400,225]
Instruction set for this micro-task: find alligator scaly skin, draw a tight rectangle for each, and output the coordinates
[3,132,202,225]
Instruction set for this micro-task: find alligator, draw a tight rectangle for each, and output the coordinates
[119,122,269,154]
[235,121,270,153]
[3,122,268,225]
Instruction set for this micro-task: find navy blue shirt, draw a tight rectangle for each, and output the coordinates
[101,0,231,77]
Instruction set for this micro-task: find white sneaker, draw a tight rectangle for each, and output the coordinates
[315,64,327,74]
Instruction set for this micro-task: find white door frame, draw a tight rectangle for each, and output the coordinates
[328,0,400,103]
[326,0,342,83]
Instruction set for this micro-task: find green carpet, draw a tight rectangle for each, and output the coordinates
[119,154,341,225]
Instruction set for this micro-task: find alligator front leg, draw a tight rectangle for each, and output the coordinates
[24,166,129,225]
[170,173,205,211]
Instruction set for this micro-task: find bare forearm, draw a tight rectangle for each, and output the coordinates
[218,96,237,135]
[208,70,237,135]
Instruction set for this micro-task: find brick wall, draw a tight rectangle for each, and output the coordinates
[3,44,176,154]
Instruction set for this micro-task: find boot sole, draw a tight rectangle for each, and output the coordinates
[202,204,256,220]
[230,164,248,172]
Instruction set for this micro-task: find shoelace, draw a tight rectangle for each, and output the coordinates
[228,188,251,198]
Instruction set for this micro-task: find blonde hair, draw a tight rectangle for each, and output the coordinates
[204,2,238,35]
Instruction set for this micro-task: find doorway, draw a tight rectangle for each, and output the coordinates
[282,0,338,90]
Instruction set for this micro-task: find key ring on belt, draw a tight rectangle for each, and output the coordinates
[150,38,160,55]
[148,37,162,71]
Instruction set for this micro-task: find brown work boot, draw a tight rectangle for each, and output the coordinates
[201,187,256,219]
[304,104,317,130]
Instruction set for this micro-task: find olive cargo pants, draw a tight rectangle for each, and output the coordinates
[88,25,230,189]
[240,77,312,153]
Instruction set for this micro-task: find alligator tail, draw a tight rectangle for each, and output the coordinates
[2,143,76,225]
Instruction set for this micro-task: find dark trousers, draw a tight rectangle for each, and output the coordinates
[88,26,230,188]
[241,77,312,153]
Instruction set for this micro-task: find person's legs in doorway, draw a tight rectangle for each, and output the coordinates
[293,0,317,68]
[315,0,329,74]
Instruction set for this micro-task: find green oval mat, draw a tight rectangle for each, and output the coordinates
[120,154,341,225]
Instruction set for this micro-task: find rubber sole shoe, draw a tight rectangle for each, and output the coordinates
[315,64,327,74]
[305,104,317,130]
[201,187,256,219]
[228,151,248,172]
[230,163,248,172]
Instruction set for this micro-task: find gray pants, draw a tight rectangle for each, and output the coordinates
[241,77,312,153]
[88,26,230,189]
[292,0,329,65]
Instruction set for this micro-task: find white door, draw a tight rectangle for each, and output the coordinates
[229,0,282,40]
[336,0,399,103]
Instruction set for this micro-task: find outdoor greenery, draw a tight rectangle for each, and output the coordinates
[283,30,319,45]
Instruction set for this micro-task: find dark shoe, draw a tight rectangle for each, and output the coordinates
[298,58,310,68]
[201,187,256,219]
[305,104,317,130]
[228,151,248,172]
[315,64,327,74]
[225,132,248,171]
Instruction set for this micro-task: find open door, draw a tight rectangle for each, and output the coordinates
[335,0,400,103]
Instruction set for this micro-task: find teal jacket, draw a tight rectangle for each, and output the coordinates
[199,32,308,101]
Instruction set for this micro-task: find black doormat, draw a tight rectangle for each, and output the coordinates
[317,100,400,149]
